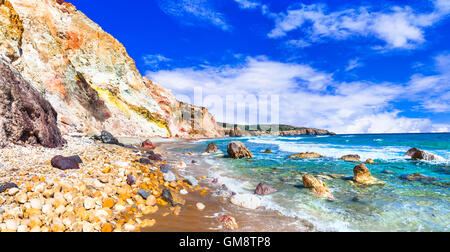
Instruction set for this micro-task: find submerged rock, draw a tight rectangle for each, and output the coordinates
[404,148,437,161]
[230,194,261,209]
[289,152,323,159]
[400,173,438,181]
[353,163,385,185]
[51,155,82,170]
[0,182,18,193]
[302,175,334,199]
[162,189,177,207]
[227,141,253,159]
[263,149,272,154]
[205,142,219,153]
[0,60,66,148]
[341,154,361,162]
[254,183,277,195]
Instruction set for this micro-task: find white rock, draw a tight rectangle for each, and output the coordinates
[84,198,95,210]
[42,204,52,214]
[163,171,177,182]
[34,183,45,193]
[230,194,262,210]
[124,224,136,232]
[180,189,188,195]
[30,199,42,210]
[8,188,19,196]
[5,219,18,231]
[196,202,206,211]
[17,225,28,232]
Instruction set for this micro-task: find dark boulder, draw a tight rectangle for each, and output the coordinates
[205,142,219,153]
[254,183,277,195]
[404,148,437,161]
[263,149,272,154]
[0,60,66,148]
[137,189,150,200]
[0,182,18,193]
[136,158,153,166]
[162,189,178,207]
[51,155,82,170]
[93,130,122,146]
[227,141,253,159]
[145,151,163,162]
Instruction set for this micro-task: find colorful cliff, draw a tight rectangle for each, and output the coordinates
[0,0,223,139]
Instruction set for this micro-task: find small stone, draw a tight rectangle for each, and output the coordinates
[137,190,150,200]
[196,202,206,211]
[126,175,136,186]
[180,189,188,195]
[160,164,170,173]
[145,195,156,206]
[16,193,28,204]
[8,187,19,196]
[163,171,176,183]
[84,197,95,210]
[30,199,42,210]
[51,155,83,170]
[254,183,277,195]
[103,198,115,209]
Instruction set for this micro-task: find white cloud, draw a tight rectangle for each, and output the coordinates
[345,58,363,71]
[143,54,172,67]
[146,56,449,133]
[234,0,261,9]
[157,0,230,31]
[267,1,450,49]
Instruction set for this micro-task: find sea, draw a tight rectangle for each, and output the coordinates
[171,133,450,232]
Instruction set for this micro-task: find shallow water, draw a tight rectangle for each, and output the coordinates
[173,133,450,232]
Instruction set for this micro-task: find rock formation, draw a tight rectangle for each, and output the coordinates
[341,154,361,162]
[205,142,219,153]
[399,173,438,181]
[227,141,253,159]
[0,59,65,148]
[289,152,323,159]
[302,175,334,199]
[222,123,335,137]
[353,163,385,185]
[0,0,223,139]
[404,148,437,161]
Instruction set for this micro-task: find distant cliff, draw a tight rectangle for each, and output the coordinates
[220,123,336,137]
[0,0,223,139]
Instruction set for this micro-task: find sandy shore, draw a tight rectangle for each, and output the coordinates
[0,136,309,232]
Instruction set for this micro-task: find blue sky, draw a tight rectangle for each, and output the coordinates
[69,0,450,133]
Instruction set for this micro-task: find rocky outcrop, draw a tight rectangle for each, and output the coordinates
[289,152,323,159]
[205,142,218,153]
[254,183,277,195]
[341,154,361,162]
[222,123,335,137]
[227,141,253,159]
[404,148,437,161]
[302,175,334,199]
[365,158,375,164]
[0,0,223,139]
[0,59,65,148]
[353,163,385,185]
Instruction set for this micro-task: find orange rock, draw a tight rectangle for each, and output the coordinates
[101,223,113,232]
[103,198,115,208]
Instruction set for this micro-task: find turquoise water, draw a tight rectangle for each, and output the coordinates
[186,134,450,231]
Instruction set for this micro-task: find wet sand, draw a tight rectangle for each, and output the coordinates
[143,140,314,232]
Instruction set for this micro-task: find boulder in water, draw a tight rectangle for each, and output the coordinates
[141,139,156,150]
[341,154,361,162]
[205,142,219,153]
[365,158,375,164]
[254,183,277,195]
[302,175,334,199]
[227,141,253,159]
[353,163,385,185]
[404,148,437,161]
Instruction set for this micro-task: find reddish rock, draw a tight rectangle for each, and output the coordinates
[254,183,277,195]
[51,155,82,170]
[0,60,66,148]
[220,215,239,230]
[141,139,156,150]
[404,148,437,161]
[227,141,253,159]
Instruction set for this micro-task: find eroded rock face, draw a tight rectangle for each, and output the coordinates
[227,141,253,159]
[0,60,65,148]
[341,154,361,162]
[289,152,323,159]
[353,163,385,185]
[205,142,219,153]
[302,175,334,199]
[0,0,223,139]
[404,148,437,161]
